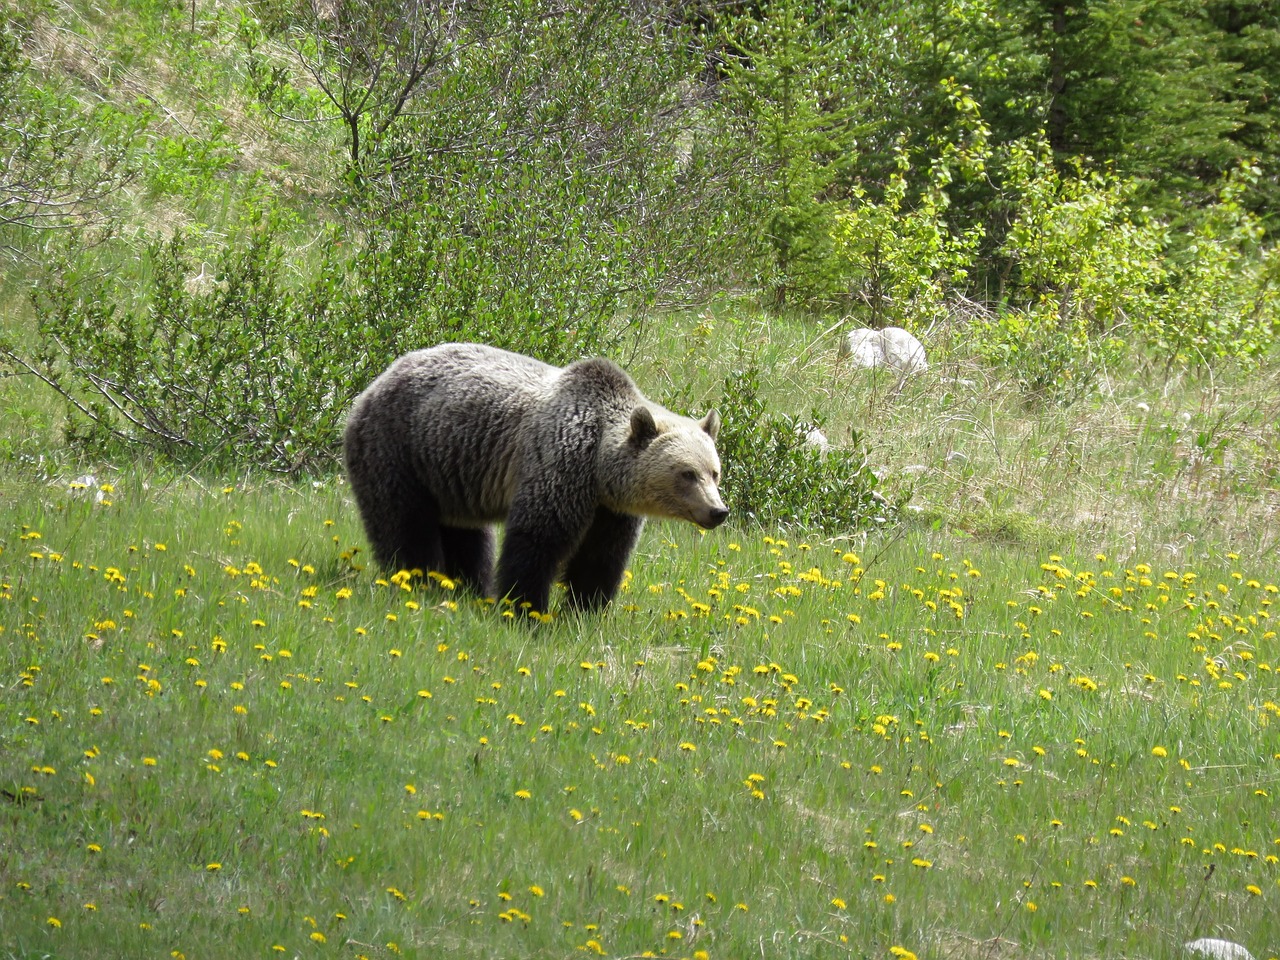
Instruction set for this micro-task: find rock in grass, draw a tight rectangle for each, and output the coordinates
[840,326,927,375]
[1185,939,1254,960]
[801,427,831,454]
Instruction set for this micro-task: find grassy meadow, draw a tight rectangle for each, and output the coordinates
[5,0,1280,954]
[3,309,1280,960]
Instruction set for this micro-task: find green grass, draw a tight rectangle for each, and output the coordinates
[2,459,1278,960]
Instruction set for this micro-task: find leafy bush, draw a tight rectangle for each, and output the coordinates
[0,23,143,239]
[7,206,349,474]
[2,191,627,475]
[1143,163,1280,366]
[714,365,884,531]
[977,137,1165,403]
[829,147,983,327]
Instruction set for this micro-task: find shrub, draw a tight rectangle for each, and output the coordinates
[3,194,626,476]
[714,365,885,532]
[1143,163,1280,366]
[829,147,983,327]
[977,137,1165,403]
[7,206,351,475]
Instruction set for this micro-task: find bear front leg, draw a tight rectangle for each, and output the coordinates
[494,411,602,616]
[494,510,587,616]
[563,507,644,612]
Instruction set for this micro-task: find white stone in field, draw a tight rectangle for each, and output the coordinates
[802,427,831,454]
[1185,939,1255,960]
[840,326,927,375]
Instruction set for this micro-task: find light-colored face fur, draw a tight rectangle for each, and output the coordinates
[618,406,728,528]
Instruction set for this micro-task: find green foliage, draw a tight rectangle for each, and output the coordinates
[357,0,733,313]
[829,143,983,327]
[1033,0,1246,207]
[978,137,1166,403]
[0,22,144,240]
[1208,2,1280,228]
[281,0,464,171]
[714,364,884,531]
[1143,163,1280,365]
[2,185,633,473]
[141,118,239,197]
[9,202,352,474]
[348,195,623,367]
[717,0,866,305]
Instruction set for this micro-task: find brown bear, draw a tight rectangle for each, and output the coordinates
[342,343,728,614]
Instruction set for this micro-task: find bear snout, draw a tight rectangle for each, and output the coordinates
[701,506,730,529]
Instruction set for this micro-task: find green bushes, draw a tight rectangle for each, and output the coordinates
[1142,164,1280,366]
[714,365,884,532]
[3,190,634,474]
[11,208,346,474]
[975,139,1166,403]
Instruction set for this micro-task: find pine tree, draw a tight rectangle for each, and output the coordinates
[719,0,867,305]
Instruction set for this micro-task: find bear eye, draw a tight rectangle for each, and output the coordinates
[681,469,698,483]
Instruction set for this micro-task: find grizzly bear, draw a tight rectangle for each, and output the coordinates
[342,343,728,614]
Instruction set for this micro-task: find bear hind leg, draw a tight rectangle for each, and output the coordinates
[439,525,496,596]
[562,507,645,613]
[351,483,445,576]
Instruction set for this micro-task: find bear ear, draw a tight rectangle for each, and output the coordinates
[699,410,721,441]
[629,406,660,449]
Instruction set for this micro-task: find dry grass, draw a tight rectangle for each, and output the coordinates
[633,303,1280,563]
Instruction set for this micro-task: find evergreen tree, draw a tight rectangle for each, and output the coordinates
[1209,0,1280,227]
[718,0,868,305]
[1010,0,1246,210]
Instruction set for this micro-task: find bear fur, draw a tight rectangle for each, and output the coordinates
[343,342,728,614]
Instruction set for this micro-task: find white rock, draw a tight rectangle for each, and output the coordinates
[1185,939,1255,960]
[802,427,831,454]
[840,326,927,375]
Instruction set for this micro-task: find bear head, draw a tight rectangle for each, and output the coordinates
[614,406,729,529]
